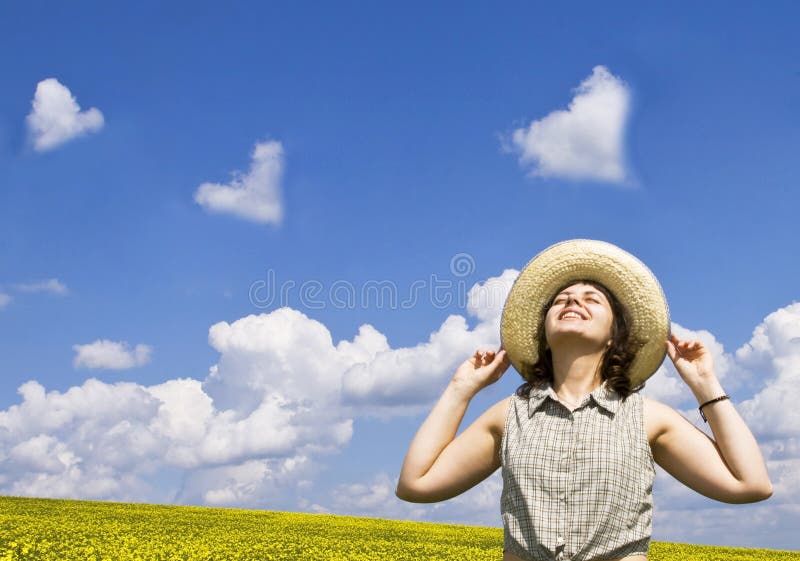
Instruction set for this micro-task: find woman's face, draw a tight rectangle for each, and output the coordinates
[544,281,614,352]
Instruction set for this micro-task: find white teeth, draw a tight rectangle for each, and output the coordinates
[561,312,582,320]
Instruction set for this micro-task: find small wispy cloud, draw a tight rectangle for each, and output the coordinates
[72,340,153,370]
[507,65,631,184]
[0,293,11,310]
[26,78,104,152]
[12,278,69,296]
[193,140,284,225]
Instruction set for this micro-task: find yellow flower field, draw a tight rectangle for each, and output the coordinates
[0,495,796,561]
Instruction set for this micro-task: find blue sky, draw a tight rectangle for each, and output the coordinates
[1,1,799,551]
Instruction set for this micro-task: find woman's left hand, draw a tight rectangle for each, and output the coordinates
[665,333,716,385]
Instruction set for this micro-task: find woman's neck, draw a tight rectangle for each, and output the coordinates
[550,346,605,402]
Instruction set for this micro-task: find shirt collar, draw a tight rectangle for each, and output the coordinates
[527,379,621,418]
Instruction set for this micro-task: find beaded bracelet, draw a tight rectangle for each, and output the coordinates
[699,394,730,422]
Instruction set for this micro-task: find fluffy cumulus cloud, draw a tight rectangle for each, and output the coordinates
[0,266,798,548]
[637,303,800,550]
[321,470,503,527]
[331,300,800,547]
[0,372,341,506]
[734,304,800,439]
[340,269,517,416]
[72,340,153,370]
[0,378,162,501]
[193,140,284,225]
[325,296,799,543]
[327,472,427,520]
[177,455,318,508]
[641,322,744,409]
[0,269,514,507]
[508,65,631,184]
[26,78,104,152]
[12,278,69,295]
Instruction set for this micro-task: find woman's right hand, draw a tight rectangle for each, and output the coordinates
[397,346,512,503]
[450,347,511,398]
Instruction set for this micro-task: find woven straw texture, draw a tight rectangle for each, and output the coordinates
[500,239,670,388]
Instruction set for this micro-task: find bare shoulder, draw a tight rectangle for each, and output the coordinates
[482,395,513,439]
[641,395,679,446]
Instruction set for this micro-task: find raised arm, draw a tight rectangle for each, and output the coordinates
[395,347,511,503]
[647,334,773,504]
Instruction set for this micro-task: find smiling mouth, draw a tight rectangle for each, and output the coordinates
[559,312,586,320]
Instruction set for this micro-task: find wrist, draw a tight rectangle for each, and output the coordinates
[446,380,479,402]
[690,375,726,404]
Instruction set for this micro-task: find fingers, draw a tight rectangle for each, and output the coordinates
[487,348,508,367]
[667,333,702,354]
[473,347,508,366]
[473,349,490,367]
[665,339,678,361]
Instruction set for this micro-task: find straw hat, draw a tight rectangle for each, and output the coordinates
[500,239,670,389]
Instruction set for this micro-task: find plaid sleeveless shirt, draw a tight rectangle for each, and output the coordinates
[500,380,655,561]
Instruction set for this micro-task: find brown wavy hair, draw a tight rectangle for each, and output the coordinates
[514,278,645,401]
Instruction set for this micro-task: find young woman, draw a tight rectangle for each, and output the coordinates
[395,241,772,561]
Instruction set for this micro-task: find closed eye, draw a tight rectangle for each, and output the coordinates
[553,297,600,305]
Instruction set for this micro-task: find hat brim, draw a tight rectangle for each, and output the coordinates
[500,239,670,389]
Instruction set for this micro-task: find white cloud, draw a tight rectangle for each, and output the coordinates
[0,268,798,548]
[642,321,746,408]
[508,65,631,184]
[194,140,284,225]
[466,269,518,324]
[0,307,364,503]
[0,375,327,504]
[325,299,800,546]
[637,303,800,549]
[0,274,506,504]
[648,459,792,547]
[177,455,317,508]
[734,303,800,440]
[0,293,10,309]
[8,434,79,474]
[639,367,686,406]
[653,502,800,550]
[326,472,432,521]
[12,278,69,295]
[340,314,481,410]
[72,340,153,370]
[324,470,503,527]
[0,378,162,500]
[200,270,512,420]
[26,78,104,152]
[340,270,514,414]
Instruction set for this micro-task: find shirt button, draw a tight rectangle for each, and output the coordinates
[560,492,567,501]
[556,535,565,545]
